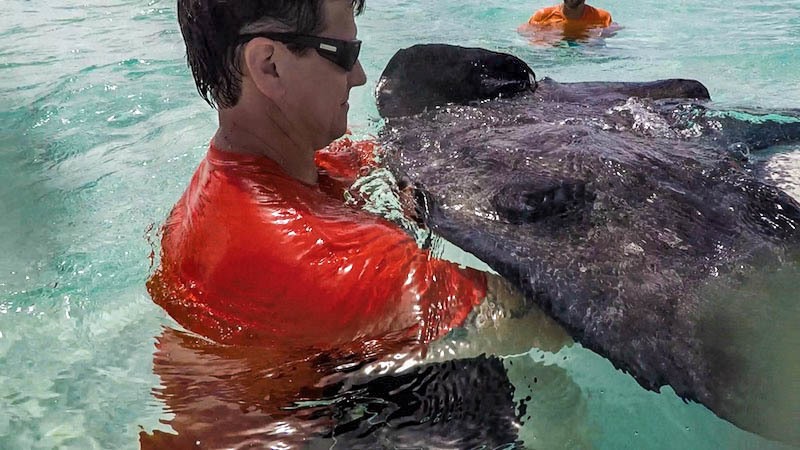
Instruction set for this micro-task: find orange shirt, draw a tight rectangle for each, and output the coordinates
[147,139,486,353]
[528,4,612,29]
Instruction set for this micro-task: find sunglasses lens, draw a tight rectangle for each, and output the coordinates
[345,41,361,71]
[331,41,360,71]
[272,34,360,71]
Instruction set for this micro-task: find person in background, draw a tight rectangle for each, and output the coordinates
[528,0,612,28]
[520,0,614,41]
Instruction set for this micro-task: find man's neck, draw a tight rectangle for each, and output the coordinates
[214,109,319,185]
[561,3,587,20]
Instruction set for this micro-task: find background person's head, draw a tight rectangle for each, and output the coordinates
[563,0,586,9]
[178,0,367,150]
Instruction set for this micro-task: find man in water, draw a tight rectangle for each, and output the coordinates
[142,1,573,446]
[521,0,614,41]
[150,0,565,363]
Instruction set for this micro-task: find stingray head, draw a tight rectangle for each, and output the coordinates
[376,44,535,118]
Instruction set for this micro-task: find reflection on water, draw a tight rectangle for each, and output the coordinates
[762,147,800,202]
[140,328,333,449]
[517,23,622,48]
[140,327,590,449]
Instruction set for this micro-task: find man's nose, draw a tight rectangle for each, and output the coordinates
[349,60,367,87]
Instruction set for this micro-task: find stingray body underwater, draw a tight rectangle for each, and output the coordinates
[375,44,800,444]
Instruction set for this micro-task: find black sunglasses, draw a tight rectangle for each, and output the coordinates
[239,33,362,71]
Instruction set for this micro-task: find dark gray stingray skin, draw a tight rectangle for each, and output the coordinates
[376,44,800,444]
[377,44,538,119]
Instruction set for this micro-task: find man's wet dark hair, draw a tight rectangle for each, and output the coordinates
[178,0,366,108]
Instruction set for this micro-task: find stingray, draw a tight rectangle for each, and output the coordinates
[375,44,800,444]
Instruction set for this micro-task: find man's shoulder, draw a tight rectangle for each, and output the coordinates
[535,4,561,15]
[531,5,562,23]
[173,154,297,242]
[586,4,612,21]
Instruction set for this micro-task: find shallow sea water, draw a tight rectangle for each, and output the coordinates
[1,0,798,449]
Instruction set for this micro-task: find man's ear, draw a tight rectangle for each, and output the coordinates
[242,38,282,98]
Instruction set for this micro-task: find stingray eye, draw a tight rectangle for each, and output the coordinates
[553,187,568,204]
[524,192,541,208]
[492,180,594,224]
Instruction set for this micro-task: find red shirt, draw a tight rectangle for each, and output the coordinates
[147,140,486,353]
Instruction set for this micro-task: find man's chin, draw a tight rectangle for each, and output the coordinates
[315,132,345,151]
[332,123,349,141]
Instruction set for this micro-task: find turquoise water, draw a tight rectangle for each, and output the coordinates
[1,0,798,448]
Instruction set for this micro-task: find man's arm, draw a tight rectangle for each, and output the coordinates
[425,273,573,361]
